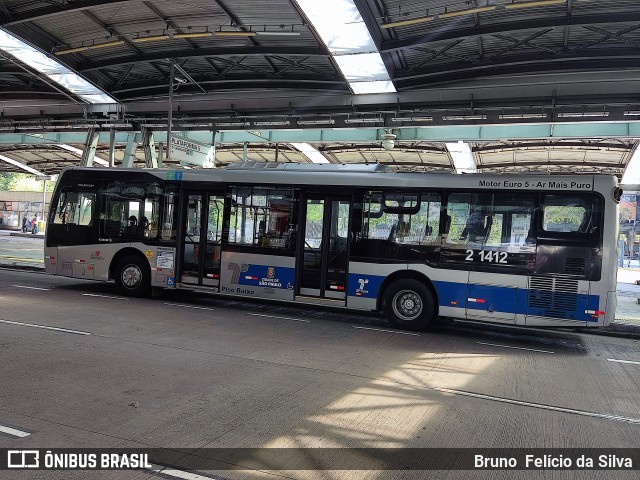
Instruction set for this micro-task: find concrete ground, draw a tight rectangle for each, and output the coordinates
[0,268,639,480]
[613,268,640,325]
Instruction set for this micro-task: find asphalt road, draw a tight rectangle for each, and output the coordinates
[0,269,639,480]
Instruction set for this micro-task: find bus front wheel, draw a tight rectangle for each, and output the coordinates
[383,279,434,331]
[114,255,150,297]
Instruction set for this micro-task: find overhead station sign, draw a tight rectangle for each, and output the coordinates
[170,137,215,168]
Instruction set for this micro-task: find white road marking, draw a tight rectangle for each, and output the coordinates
[0,319,91,336]
[11,285,51,291]
[164,303,217,312]
[434,386,640,424]
[246,313,310,323]
[0,425,31,438]
[81,293,129,300]
[607,358,640,365]
[148,464,219,480]
[476,342,555,354]
[353,326,420,336]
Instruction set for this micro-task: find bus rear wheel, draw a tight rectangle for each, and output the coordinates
[114,255,150,297]
[383,279,435,331]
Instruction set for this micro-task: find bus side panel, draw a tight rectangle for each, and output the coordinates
[54,244,106,281]
[129,243,176,288]
[593,176,619,327]
[44,246,57,274]
[346,262,405,310]
[220,251,295,300]
[466,272,529,324]
[604,291,617,327]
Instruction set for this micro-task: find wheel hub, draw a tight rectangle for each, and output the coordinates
[122,265,141,288]
[392,290,422,321]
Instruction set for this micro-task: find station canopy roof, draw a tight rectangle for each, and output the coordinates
[0,1,639,178]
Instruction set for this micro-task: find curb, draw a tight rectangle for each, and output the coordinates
[584,323,640,340]
[0,263,46,272]
[8,232,45,239]
[448,317,640,341]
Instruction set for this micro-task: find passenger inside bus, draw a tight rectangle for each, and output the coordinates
[123,215,138,237]
[460,209,486,242]
[138,216,149,237]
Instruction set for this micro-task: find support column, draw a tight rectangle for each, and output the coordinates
[122,132,141,168]
[142,129,158,168]
[167,61,174,162]
[109,128,116,168]
[158,142,164,168]
[81,129,100,167]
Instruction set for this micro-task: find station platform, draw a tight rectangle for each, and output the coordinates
[1,228,639,337]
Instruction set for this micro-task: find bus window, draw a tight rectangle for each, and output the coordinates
[52,190,95,226]
[228,187,295,249]
[161,186,177,241]
[208,197,224,242]
[542,195,599,234]
[363,191,440,245]
[101,182,161,240]
[446,193,492,245]
[486,195,535,249]
[447,193,534,248]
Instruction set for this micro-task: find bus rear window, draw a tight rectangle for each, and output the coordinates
[542,195,599,234]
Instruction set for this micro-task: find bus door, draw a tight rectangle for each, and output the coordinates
[298,195,351,301]
[180,193,225,289]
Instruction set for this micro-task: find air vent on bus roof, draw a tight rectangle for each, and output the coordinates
[225,162,387,173]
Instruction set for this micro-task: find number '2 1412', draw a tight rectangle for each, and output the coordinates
[465,250,508,264]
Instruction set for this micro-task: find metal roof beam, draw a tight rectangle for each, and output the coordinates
[79,47,325,72]
[174,62,206,93]
[0,153,46,175]
[1,123,640,146]
[82,9,141,55]
[142,1,198,50]
[381,12,640,53]
[1,1,132,26]
[477,161,627,169]
[395,52,640,85]
[212,0,259,47]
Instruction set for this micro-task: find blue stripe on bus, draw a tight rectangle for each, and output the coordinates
[347,273,601,323]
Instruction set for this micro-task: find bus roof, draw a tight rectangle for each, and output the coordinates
[60,165,618,194]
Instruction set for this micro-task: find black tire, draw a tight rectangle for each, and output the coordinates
[382,279,435,331]
[114,255,150,297]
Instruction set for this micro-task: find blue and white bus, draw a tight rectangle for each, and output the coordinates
[45,163,620,330]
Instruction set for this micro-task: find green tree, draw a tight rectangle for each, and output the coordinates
[0,173,55,192]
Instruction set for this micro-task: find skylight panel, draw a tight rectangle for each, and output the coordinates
[291,143,330,163]
[294,0,396,94]
[446,142,477,174]
[0,29,117,105]
[622,148,640,185]
[0,154,46,175]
